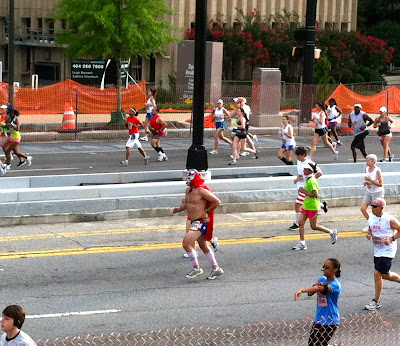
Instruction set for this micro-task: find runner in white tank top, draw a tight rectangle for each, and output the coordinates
[364,197,400,311]
[277,115,295,165]
[327,98,343,147]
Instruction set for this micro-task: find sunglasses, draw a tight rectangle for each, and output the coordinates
[322,265,331,269]
[371,205,380,208]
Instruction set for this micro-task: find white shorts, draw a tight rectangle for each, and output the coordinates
[125,134,142,149]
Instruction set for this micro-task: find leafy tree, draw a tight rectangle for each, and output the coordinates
[55,0,177,111]
[369,20,400,66]
[358,0,400,29]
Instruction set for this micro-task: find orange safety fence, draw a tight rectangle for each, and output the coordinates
[0,79,147,114]
[326,84,400,113]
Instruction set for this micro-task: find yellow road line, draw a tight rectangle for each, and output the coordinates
[0,216,364,243]
[0,231,366,260]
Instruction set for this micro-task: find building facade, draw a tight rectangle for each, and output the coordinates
[0,0,358,88]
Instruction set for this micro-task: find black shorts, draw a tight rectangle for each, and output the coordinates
[236,129,248,139]
[374,256,393,274]
[308,324,337,346]
[315,128,328,136]
[351,131,369,150]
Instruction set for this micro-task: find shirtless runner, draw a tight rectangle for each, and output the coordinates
[173,169,224,279]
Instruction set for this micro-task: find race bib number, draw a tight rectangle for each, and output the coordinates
[317,293,328,307]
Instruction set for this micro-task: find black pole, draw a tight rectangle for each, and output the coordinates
[299,0,317,123]
[8,0,15,106]
[186,0,208,171]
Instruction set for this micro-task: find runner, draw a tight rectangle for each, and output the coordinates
[140,88,156,142]
[173,169,223,280]
[277,115,295,165]
[149,107,168,162]
[373,106,394,162]
[295,258,341,346]
[292,162,337,250]
[120,108,150,166]
[0,104,7,150]
[289,146,327,231]
[3,109,32,169]
[229,107,257,165]
[360,154,384,221]
[210,99,232,154]
[326,98,343,147]
[365,198,400,311]
[348,103,374,163]
[309,102,338,160]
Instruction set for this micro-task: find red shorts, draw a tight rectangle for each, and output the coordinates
[300,208,318,219]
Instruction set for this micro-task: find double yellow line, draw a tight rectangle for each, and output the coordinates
[0,217,365,260]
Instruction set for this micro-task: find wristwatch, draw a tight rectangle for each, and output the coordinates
[205,209,209,214]
[393,236,396,242]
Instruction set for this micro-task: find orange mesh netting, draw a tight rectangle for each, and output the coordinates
[0,79,147,114]
[326,84,400,113]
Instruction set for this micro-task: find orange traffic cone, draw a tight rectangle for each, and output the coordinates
[60,103,75,130]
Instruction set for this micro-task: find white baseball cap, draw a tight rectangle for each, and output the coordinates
[217,99,223,104]
[354,104,362,109]
[0,105,7,109]
[379,106,387,113]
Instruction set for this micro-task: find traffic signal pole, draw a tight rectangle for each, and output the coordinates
[8,0,15,106]
[186,0,208,171]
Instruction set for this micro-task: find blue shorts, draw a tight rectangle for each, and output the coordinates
[281,144,295,150]
[374,256,393,274]
[189,219,208,235]
[146,112,153,119]
[215,121,226,130]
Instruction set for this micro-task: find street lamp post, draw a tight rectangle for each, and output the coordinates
[299,0,318,123]
[186,0,208,171]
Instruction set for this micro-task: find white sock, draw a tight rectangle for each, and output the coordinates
[300,240,306,245]
[295,212,300,225]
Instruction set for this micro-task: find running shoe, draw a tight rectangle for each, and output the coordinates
[389,154,394,162]
[6,164,11,170]
[333,151,339,160]
[207,267,224,280]
[229,155,240,160]
[210,237,219,252]
[336,141,343,147]
[292,242,307,250]
[330,229,338,244]
[120,159,128,166]
[144,155,150,165]
[162,154,168,161]
[379,159,387,162]
[139,136,148,141]
[240,151,250,156]
[253,134,259,143]
[228,161,236,165]
[27,156,33,166]
[322,201,328,213]
[185,268,203,279]
[157,153,164,162]
[365,299,380,311]
[17,160,26,167]
[288,223,299,230]
[210,150,218,155]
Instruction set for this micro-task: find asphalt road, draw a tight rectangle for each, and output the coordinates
[4,133,400,177]
[2,205,400,341]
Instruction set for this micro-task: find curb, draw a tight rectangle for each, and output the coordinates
[1,195,399,227]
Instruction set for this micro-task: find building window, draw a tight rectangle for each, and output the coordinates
[61,19,67,29]
[341,22,349,32]
[324,22,333,30]
[149,55,155,83]
[46,18,55,42]
[131,56,142,81]
[21,17,31,40]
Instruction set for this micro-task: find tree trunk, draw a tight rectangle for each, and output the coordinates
[116,58,122,111]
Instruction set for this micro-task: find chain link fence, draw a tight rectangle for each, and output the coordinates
[35,312,399,345]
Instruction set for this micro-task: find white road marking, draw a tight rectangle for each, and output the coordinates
[14,167,80,172]
[26,309,121,319]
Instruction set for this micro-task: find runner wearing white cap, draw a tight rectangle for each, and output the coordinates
[348,104,374,162]
[210,99,232,155]
[373,106,394,162]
